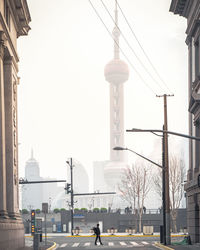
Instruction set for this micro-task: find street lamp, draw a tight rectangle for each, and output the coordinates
[127,128,200,141]
[113,146,162,168]
[126,127,200,245]
[113,146,166,244]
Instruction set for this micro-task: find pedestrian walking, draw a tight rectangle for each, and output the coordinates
[93,223,103,245]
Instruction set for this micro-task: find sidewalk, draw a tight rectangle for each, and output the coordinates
[17,237,55,250]
[24,232,185,237]
[155,243,200,250]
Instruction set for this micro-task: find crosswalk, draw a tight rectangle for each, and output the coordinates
[55,241,154,248]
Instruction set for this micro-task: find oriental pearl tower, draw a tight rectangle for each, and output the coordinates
[104,0,129,191]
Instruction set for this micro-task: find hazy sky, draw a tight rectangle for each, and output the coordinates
[17,0,188,191]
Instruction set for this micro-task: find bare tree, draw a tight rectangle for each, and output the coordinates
[119,161,151,232]
[169,155,185,232]
[153,154,185,233]
[118,168,136,212]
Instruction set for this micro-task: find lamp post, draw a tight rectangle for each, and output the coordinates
[113,146,166,243]
[126,127,200,245]
[113,147,162,168]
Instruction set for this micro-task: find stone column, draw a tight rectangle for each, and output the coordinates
[4,55,20,218]
[195,120,200,173]
[188,41,193,181]
[0,31,8,218]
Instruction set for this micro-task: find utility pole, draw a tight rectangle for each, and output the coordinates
[69,158,74,236]
[66,158,74,235]
[66,158,116,236]
[162,125,166,245]
[157,94,174,245]
[126,127,200,245]
[70,157,74,236]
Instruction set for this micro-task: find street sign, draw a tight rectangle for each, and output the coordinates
[42,203,48,213]
[36,218,42,233]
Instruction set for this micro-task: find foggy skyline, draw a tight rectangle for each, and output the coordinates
[17,0,188,191]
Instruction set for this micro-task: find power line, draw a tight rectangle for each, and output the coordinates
[116,1,173,95]
[88,0,157,95]
[100,0,166,94]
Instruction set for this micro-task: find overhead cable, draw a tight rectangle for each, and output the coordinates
[100,0,167,94]
[117,1,173,95]
[88,0,157,95]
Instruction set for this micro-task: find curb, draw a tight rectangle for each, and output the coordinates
[47,242,56,250]
[154,242,174,250]
[63,234,185,238]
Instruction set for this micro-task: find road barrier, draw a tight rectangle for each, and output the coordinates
[107,228,117,235]
[72,229,82,235]
[125,228,136,235]
[143,226,153,235]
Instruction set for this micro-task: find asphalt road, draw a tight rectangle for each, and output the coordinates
[49,236,163,250]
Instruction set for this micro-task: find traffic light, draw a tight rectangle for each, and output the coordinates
[31,210,35,235]
[64,183,71,194]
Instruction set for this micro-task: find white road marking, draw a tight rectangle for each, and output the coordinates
[72,243,80,247]
[141,241,149,245]
[120,241,127,246]
[108,242,114,246]
[54,244,59,249]
[84,242,91,246]
[60,243,67,247]
[130,241,141,246]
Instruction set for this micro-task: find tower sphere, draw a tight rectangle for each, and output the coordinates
[104,59,129,84]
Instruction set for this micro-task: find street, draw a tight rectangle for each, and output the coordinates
[48,235,164,250]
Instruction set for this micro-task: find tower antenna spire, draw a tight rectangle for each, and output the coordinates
[115,0,118,26]
[113,0,120,59]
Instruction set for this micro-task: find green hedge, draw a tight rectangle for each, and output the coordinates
[53,208,60,213]
[100,207,107,213]
[80,208,88,212]
[60,208,66,211]
[22,209,29,214]
[36,209,41,214]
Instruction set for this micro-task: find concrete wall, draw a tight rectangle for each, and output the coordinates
[22,209,187,234]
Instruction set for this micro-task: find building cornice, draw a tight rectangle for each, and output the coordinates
[169,0,191,18]
[188,88,200,124]
[186,20,200,45]
[9,0,31,37]
[0,13,19,65]
[184,179,198,193]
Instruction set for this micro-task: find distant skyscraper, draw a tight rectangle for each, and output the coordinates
[22,150,43,209]
[22,150,62,210]
[103,0,129,191]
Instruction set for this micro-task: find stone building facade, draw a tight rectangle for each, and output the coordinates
[170,0,200,244]
[0,0,31,249]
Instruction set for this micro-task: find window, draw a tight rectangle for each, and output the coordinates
[191,36,200,82]
[192,38,195,82]
[195,120,200,171]
[4,0,10,28]
[192,115,196,168]
[195,38,199,78]
[114,97,118,106]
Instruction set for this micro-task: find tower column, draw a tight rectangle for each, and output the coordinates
[110,83,125,161]
[0,32,8,217]
[103,0,129,193]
